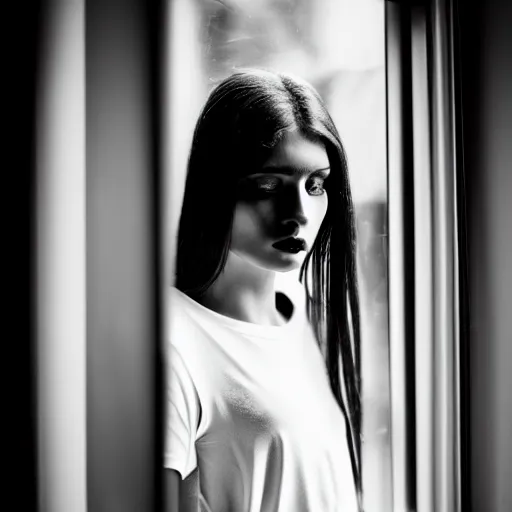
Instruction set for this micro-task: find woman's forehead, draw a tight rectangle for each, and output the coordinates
[261,131,330,174]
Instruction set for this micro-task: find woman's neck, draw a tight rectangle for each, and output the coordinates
[197,252,286,326]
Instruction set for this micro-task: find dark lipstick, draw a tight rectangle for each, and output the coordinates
[272,237,306,254]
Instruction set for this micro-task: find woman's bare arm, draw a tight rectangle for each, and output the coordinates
[165,469,180,511]
[164,468,200,512]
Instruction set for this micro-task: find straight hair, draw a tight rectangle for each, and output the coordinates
[175,69,363,507]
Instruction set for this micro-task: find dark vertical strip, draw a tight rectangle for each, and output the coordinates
[31,1,42,503]
[385,2,418,509]
[459,0,512,510]
[457,2,490,512]
[451,1,471,510]
[147,1,165,510]
[86,0,163,510]
[399,6,418,510]
[10,0,43,509]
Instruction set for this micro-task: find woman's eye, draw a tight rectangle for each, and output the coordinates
[236,177,281,200]
[255,178,280,193]
[307,177,327,196]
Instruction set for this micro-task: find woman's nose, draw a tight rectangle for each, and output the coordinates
[280,188,308,231]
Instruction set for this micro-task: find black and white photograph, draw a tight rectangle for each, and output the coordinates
[14,0,512,511]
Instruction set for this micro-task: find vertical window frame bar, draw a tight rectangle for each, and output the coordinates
[411,4,435,512]
[385,2,417,511]
[386,1,464,511]
[430,1,461,511]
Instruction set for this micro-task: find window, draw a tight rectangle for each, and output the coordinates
[33,1,467,510]
[165,1,391,511]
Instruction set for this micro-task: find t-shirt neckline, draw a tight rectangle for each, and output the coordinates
[171,286,304,339]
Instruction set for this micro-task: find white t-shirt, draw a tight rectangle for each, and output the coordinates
[164,284,358,512]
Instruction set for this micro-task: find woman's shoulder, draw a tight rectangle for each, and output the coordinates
[167,286,208,350]
[168,285,189,311]
[168,286,189,324]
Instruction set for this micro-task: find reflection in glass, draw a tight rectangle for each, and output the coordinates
[165,1,389,510]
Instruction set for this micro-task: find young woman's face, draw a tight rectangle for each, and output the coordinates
[230,130,330,272]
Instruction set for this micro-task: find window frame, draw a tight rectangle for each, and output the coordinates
[385,1,467,511]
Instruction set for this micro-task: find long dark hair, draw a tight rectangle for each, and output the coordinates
[175,69,362,504]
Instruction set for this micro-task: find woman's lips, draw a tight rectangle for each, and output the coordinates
[272,237,307,254]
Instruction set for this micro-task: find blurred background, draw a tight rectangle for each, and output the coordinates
[164,1,391,510]
[29,0,512,511]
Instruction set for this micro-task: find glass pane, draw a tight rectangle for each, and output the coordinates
[165,1,390,510]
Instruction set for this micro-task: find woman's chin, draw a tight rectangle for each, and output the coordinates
[230,248,305,273]
[269,252,305,272]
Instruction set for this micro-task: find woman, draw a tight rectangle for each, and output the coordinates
[165,69,362,512]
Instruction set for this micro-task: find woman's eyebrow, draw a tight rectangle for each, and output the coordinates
[259,166,330,177]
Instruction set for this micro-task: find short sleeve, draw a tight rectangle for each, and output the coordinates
[164,344,201,479]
